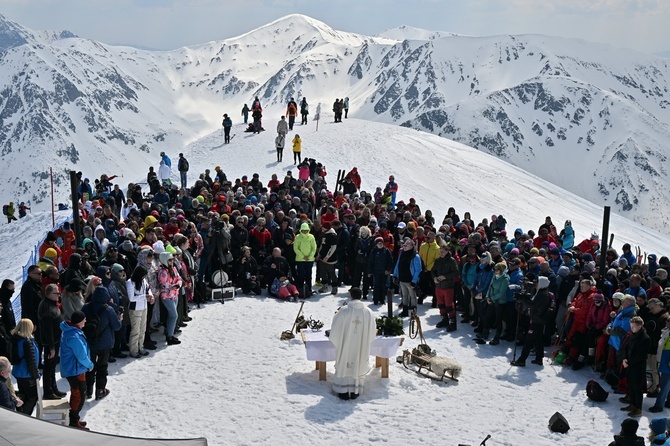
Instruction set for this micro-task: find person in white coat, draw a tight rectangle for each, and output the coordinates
[329,287,376,400]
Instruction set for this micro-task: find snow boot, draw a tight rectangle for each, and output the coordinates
[446,319,457,332]
[331,286,338,295]
[436,317,449,328]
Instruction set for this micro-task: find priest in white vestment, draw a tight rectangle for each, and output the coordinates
[329,287,376,400]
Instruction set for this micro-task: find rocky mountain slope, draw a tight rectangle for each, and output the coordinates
[0,13,669,233]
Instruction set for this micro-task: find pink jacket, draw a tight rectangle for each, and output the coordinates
[299,165,310,181]
[158,266,183,301]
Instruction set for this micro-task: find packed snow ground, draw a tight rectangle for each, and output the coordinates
[4,118,670,445]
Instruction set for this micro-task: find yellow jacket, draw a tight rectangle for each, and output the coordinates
[292,136,302,153]
[419,240,440,271]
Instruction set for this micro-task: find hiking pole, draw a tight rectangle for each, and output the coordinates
[480,434,492,446]
[554,311,571,346]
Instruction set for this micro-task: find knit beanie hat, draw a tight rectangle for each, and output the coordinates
[70,310,86,325]
[650,418,668,435]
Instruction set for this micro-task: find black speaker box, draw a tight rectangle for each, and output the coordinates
[549,412,570,433]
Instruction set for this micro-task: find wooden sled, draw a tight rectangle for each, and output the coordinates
[400,348,460,382]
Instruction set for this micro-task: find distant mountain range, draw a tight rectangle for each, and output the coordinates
[1,13,669,233]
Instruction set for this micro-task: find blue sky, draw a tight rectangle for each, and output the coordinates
[1,0,668,54]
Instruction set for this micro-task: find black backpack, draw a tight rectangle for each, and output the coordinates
[9,336,22,365]
[2,205,7,215]
[83,304,108,344]
[586,379,609,402]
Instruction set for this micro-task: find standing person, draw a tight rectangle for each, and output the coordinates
[329,287,376,400]
[286,98,298,130]
[10,319,39,415]
[620,316,651,417]
[82,286,121,400]
[385,175,398,209]
[275,134,285,163]
[368,236,394,305]
[317,222,339,295]
[277,116,288,138]
[252,105,263,133]
[177,153,190,189]
[477,262,509,344]
[158,152,172,186]
[432,245,459,331]
[393,238,422,317]
[294,223,317,298]
[158,252,182,345]
[59,310,93,430]
[292,134,302,165]
[38,283,66,400]
[300,97,309,125]
[222,114,233,144]
[343,96,350,119]
[241,104,250,124]
[126,266,153,358]
[511,276,552,367]
[0,279,17,335]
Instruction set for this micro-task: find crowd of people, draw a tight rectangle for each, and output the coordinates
[2,140,670,440]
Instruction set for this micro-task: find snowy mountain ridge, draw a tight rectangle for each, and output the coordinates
[1,13,670,234]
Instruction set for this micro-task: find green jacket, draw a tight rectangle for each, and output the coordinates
[487,272,510,304]
[294,225,317,262]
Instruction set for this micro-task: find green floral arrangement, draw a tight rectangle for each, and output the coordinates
[376,316,404,337]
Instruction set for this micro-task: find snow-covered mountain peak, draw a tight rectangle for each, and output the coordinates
[0,14,75,51]
[376,25,460,42]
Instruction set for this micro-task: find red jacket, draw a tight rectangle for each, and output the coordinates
[533,235,555,249]
[570,288,596,333]
[586,301,611,330]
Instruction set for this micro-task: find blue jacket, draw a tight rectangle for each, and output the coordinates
[161,154,172,168]
[368,246,393,274]
[461,262,478,289]
[475,263,494,295]
[59,321,93,378]
[11,337,39,380]
[393,252,422,284]
[82,287,122,351]
[561,225,574,250]
[609,305,636,350]
[621,251,637,266]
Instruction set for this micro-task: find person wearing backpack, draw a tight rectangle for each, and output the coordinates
[286,98,298,130]
[4,202,17,223]
[221,114,233,143]
[60,310,93,430]
[177,153,189,189]
[10,319,38,415]
[82,286,121,400]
